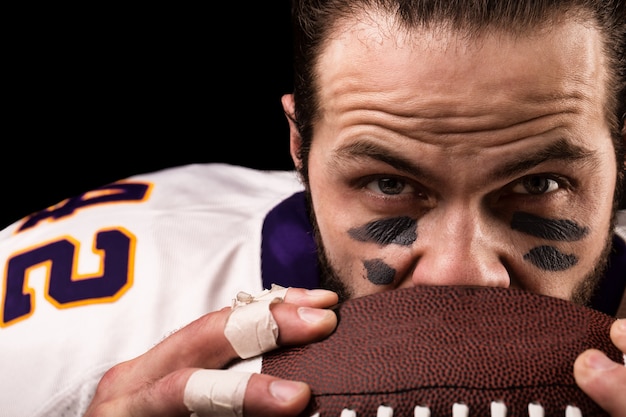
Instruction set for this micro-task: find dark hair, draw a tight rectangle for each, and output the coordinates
[289,0,626,207]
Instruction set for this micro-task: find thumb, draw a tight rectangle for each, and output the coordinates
[574,319,626,417]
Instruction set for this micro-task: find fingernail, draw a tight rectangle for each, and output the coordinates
[269,380,304,402]
[298,306,329,323]
[305,289,335,297]
[586,350,618,370]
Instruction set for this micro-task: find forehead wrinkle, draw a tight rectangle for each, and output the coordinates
[319,17,606,143]
[322,67,594,151]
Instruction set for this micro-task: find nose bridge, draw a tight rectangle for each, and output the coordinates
[437,206,483,268]
[411,203,510,288]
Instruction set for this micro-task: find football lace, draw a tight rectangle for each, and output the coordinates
[310,401,583,417]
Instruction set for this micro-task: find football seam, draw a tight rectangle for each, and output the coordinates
[312,381,587,395]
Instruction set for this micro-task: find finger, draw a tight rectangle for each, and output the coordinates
[267,287,339,346]
[281,287,339,308]
[87,368,311,417]
[84,307,238,408]
[226,286,338,358]
[163,369,311,417]
[176,286,336,365]
[96,288,338,394]
[150,287,337,369]
[183,370,312,417]
[270,302,338,346]
[610,318,626,353]
[243,373,312,417]
[184,370,251,416]
[85,368,195,417]
[574,320,626,417]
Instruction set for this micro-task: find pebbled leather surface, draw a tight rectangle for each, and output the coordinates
[262,286,622,417]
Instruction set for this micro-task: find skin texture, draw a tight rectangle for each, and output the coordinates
[291,14,618,304]
[282,10,625,416]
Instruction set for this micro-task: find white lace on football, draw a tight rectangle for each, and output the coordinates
[309,401,584,416]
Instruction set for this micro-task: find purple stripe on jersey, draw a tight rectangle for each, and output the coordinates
[590,234,626,316]
[261,192,320,290]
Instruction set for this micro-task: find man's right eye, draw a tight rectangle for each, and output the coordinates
[368,178,406,195]
[364,177,426,198]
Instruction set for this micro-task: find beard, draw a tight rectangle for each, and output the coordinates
[316,240,354,303]
[569,226,615,307]
[302,189,355,303]
[304,188,617,308]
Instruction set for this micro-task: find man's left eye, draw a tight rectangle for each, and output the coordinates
[511,175,560,195]
[366,178,410,195]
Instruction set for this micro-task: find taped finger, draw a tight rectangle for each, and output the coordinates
[224,284,289,359]
[184,369,252,417]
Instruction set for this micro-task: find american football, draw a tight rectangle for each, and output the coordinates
[261,286,624,417]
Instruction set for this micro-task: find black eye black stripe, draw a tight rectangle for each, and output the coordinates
[363,259,396,285]
[511,212,588,242]
[524,246,578,271]
[348,216,416,246]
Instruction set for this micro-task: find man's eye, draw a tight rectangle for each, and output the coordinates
[366,178,410,195]
[511,175,560,195]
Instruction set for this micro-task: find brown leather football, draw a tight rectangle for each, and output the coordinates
[261,286,623,417]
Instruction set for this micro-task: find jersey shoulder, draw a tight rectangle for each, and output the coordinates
[0,163,303,417]
[1,163,303,236]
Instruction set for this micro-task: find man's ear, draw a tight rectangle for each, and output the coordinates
[621,117,626,209]
[622,115,625,150]
[281,94,303,170]
[622,116,625,161]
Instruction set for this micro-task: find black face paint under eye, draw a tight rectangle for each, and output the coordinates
[348,216,417,246]
[511,212,588,242]
[524,246,578,271]
[363,259,396,285]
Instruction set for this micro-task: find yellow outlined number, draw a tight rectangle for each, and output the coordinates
[1,181,150,327]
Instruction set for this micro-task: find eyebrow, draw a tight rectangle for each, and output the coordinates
[334,140,429,177]
[334,138,598,181]
[491,139,597,179]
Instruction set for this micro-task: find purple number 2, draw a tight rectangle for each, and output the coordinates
[1,181,150,327]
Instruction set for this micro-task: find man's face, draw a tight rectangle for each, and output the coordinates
[287,13,618,302]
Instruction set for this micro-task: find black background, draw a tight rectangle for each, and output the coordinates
[4,3,625,229]
[3,3,295,229]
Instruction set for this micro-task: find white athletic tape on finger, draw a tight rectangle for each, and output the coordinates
[224,284,289,359]
[184,369,252,417]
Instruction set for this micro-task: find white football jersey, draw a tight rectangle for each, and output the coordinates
[0,163,305,417]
